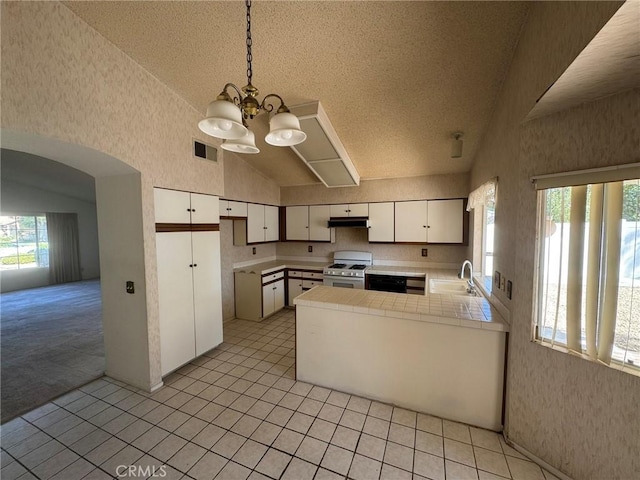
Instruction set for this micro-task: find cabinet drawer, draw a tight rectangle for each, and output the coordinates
[288,270,303,278]
[407,278,426,288]
[304,271,324,280]
[262,270,285,284]
[302,279,324,289]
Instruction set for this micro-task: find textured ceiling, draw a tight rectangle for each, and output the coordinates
[64,1,529,187]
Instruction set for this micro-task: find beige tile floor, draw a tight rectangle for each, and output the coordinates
[1,309,560,480]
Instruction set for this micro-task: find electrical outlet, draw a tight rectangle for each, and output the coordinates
[500,276,506,291]
[126,281,135,294]
[507,280,512,299]
[494,271,501,288]
[252,247,256,255]
[421,248,428,257]
[308,245,313,253]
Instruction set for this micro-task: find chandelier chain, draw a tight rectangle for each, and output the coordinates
[246,0,253,85]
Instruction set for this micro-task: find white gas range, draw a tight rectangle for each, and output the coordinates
[323,251,373,289]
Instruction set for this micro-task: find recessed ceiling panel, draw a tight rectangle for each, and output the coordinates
[309,160,357,187]
[294,118,339,162]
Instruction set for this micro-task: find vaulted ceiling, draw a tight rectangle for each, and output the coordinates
[64,1,529,187]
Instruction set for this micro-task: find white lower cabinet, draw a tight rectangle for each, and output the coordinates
[235,269,285,321]
[286,269,324,305]
[156,231,223,375]
[288,278,303,305]
[262,280,285,318]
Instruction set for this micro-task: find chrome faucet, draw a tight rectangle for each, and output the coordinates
[459,260,476,294]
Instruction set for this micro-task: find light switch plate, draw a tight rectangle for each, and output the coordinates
[500,276,506,291]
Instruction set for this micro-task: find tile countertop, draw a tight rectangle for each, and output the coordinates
[365,265,429,277]
[233,260,328,275]
[294,285,509,332]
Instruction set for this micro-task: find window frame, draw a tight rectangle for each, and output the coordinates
[0,214,49,270]
[531,166,640,377]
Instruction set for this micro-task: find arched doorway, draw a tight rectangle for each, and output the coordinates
[1,129,156,421]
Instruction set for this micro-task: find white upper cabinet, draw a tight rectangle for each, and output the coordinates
[368,202,395,242]
[395,200,428,242]
[154,189,191,224]
[395,199,465,243]
[264,205,280,242]
[330,203,369,217]
[427,199,464,243]
[247,203,279,243]
[285,205,332,242]
[286,206,309,241]
[190,193,219,223]
[247,203,266,243]
[154,188,219,224]
[219,200,248,218]
[309,205,332,241]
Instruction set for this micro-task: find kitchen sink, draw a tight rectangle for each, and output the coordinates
[429,279,478,296]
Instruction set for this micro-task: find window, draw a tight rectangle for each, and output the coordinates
[0,215,49,269]
[482,202,495,278]
[468,178,497,288]
[533,165,640,375]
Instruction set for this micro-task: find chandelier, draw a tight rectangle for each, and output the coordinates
[198,0,306,154]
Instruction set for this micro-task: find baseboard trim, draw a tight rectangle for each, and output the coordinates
[149,381,164,393]
[504,435,573,480]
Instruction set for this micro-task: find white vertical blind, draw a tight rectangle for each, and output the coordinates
[585,184,603,360]
[597,182,623,364]
[567,185,586,353]
[536,177,639,375]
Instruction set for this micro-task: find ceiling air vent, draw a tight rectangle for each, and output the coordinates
[193,139,218,162]
[287,101,360,188]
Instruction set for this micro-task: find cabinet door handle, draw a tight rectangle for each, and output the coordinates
[189,264,193,267]
[423,225,427,228]
[187,208,191,212]
[192,209,196,212]
[193,264,198,267]
[427,225,431,228]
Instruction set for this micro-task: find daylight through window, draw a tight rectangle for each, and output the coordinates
[0,215,49,270]
[534,169,639,375]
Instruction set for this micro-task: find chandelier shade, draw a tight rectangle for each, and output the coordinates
[221,130,260,154]
[265,112,307,146]
[198,100,248,139]
[197,0,306,153]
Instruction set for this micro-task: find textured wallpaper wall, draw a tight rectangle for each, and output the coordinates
[220,154,280,321]
[469,1,638,478]
[281,173,469,206]
[276,228,467,267]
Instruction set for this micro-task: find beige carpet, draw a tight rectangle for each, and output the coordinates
[0,279,104,423]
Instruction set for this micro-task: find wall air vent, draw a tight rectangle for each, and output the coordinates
[287,101,360,188]
[193,139,218,162]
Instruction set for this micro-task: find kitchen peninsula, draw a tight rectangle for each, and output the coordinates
[294,283,508,431]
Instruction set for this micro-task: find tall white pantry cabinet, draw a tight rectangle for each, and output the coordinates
[154,188,223,376]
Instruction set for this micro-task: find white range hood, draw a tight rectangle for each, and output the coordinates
[287,101,360,188]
